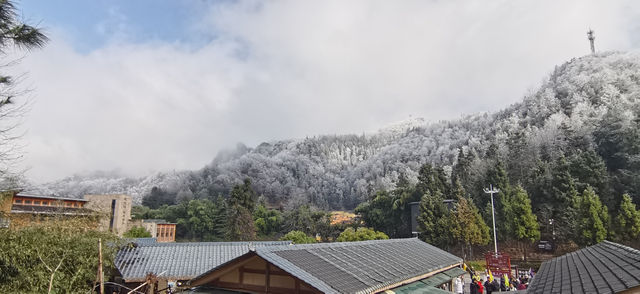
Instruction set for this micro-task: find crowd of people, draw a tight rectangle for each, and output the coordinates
[453,266,535,294]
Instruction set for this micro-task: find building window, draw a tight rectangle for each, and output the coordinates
[24,200,32,205]
[34,201,41,205]
[14,199,22,204]
[0,218,9,228]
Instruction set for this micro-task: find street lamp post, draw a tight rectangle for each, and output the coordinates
[484,184,500,255]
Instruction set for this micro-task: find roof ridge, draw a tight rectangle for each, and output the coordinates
[267,237,421,251]
[133,240,290,247]
[602,240,640,259]
[593,242,640,288]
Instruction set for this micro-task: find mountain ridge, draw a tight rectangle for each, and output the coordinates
[31,51,640,209]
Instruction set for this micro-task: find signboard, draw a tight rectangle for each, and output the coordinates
[485,252,511,278]
[409,202,419,234]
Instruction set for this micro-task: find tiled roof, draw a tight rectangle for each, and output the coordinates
[130,238,157,245]
[142,219,173,224]
[245,238,462,294]
[115,241,291,282]
[16,192,88,202]
[390,283,451,294]
[390,267,466,294]
[528,240,640,294]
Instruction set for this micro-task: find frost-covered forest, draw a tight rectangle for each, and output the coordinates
[34,51,640,213]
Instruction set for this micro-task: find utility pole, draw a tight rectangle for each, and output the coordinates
[98,239,104,294]
[484,184,500,255]
[587,29,595,54]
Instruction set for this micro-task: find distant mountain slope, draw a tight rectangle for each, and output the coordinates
[34,51,640,209]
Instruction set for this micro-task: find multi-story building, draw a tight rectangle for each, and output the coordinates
[0,190,95,229]
[141,219,177,242]
[83,194,132,236]
[1,191,179,241]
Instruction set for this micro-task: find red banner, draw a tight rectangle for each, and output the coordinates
[485,252,511,278]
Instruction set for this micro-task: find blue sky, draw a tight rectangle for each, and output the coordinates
[20,0,215,52]
[11,0,640,182]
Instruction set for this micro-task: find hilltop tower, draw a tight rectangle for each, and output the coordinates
[587,29,595,54]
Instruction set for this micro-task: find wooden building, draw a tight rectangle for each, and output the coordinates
[188,238,464,294]
[115,240,292,293]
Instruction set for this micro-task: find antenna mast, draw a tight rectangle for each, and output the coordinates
[587,29,595,54]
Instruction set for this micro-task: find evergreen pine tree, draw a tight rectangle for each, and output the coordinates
[568,149,611,207]
[614,194,640,242]
[450,180,490,259]
[550,155,580,241]
[575,187,609,246]
[391,173,416,236]
[416,163,450,198]
[417,191,452,249]
[226,180,257,240]
[509,185,540,261]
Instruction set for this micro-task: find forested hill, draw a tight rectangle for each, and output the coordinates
[34,51,640,210]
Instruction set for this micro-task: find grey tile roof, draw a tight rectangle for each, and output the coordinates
[391,282,451,294]
[115,241,291,282]
[528,240,640,294]
[386,266,466,293]
[253,238,462,294]
[16,192,88,202]
[130,238,157,245]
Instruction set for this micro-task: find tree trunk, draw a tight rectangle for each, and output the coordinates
[48,272,55,294]
[47,260,64,294]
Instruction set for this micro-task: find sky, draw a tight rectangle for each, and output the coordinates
[9,0,640,182]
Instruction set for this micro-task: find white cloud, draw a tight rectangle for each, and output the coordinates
[14,0,640,182]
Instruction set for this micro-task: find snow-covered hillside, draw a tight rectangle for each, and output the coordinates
[34,51,640,208]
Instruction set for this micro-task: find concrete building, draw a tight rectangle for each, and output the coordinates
[141,219,177,242]
[83,194,132,236]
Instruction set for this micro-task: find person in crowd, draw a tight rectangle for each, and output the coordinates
[470,278,478,294]
[454,275,464,294]
[512,277,520,289]
[484,278,492,294]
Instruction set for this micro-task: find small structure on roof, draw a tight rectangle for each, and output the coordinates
[188,238,463,294]
[114,240,292,290]
[528,240,640,294]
